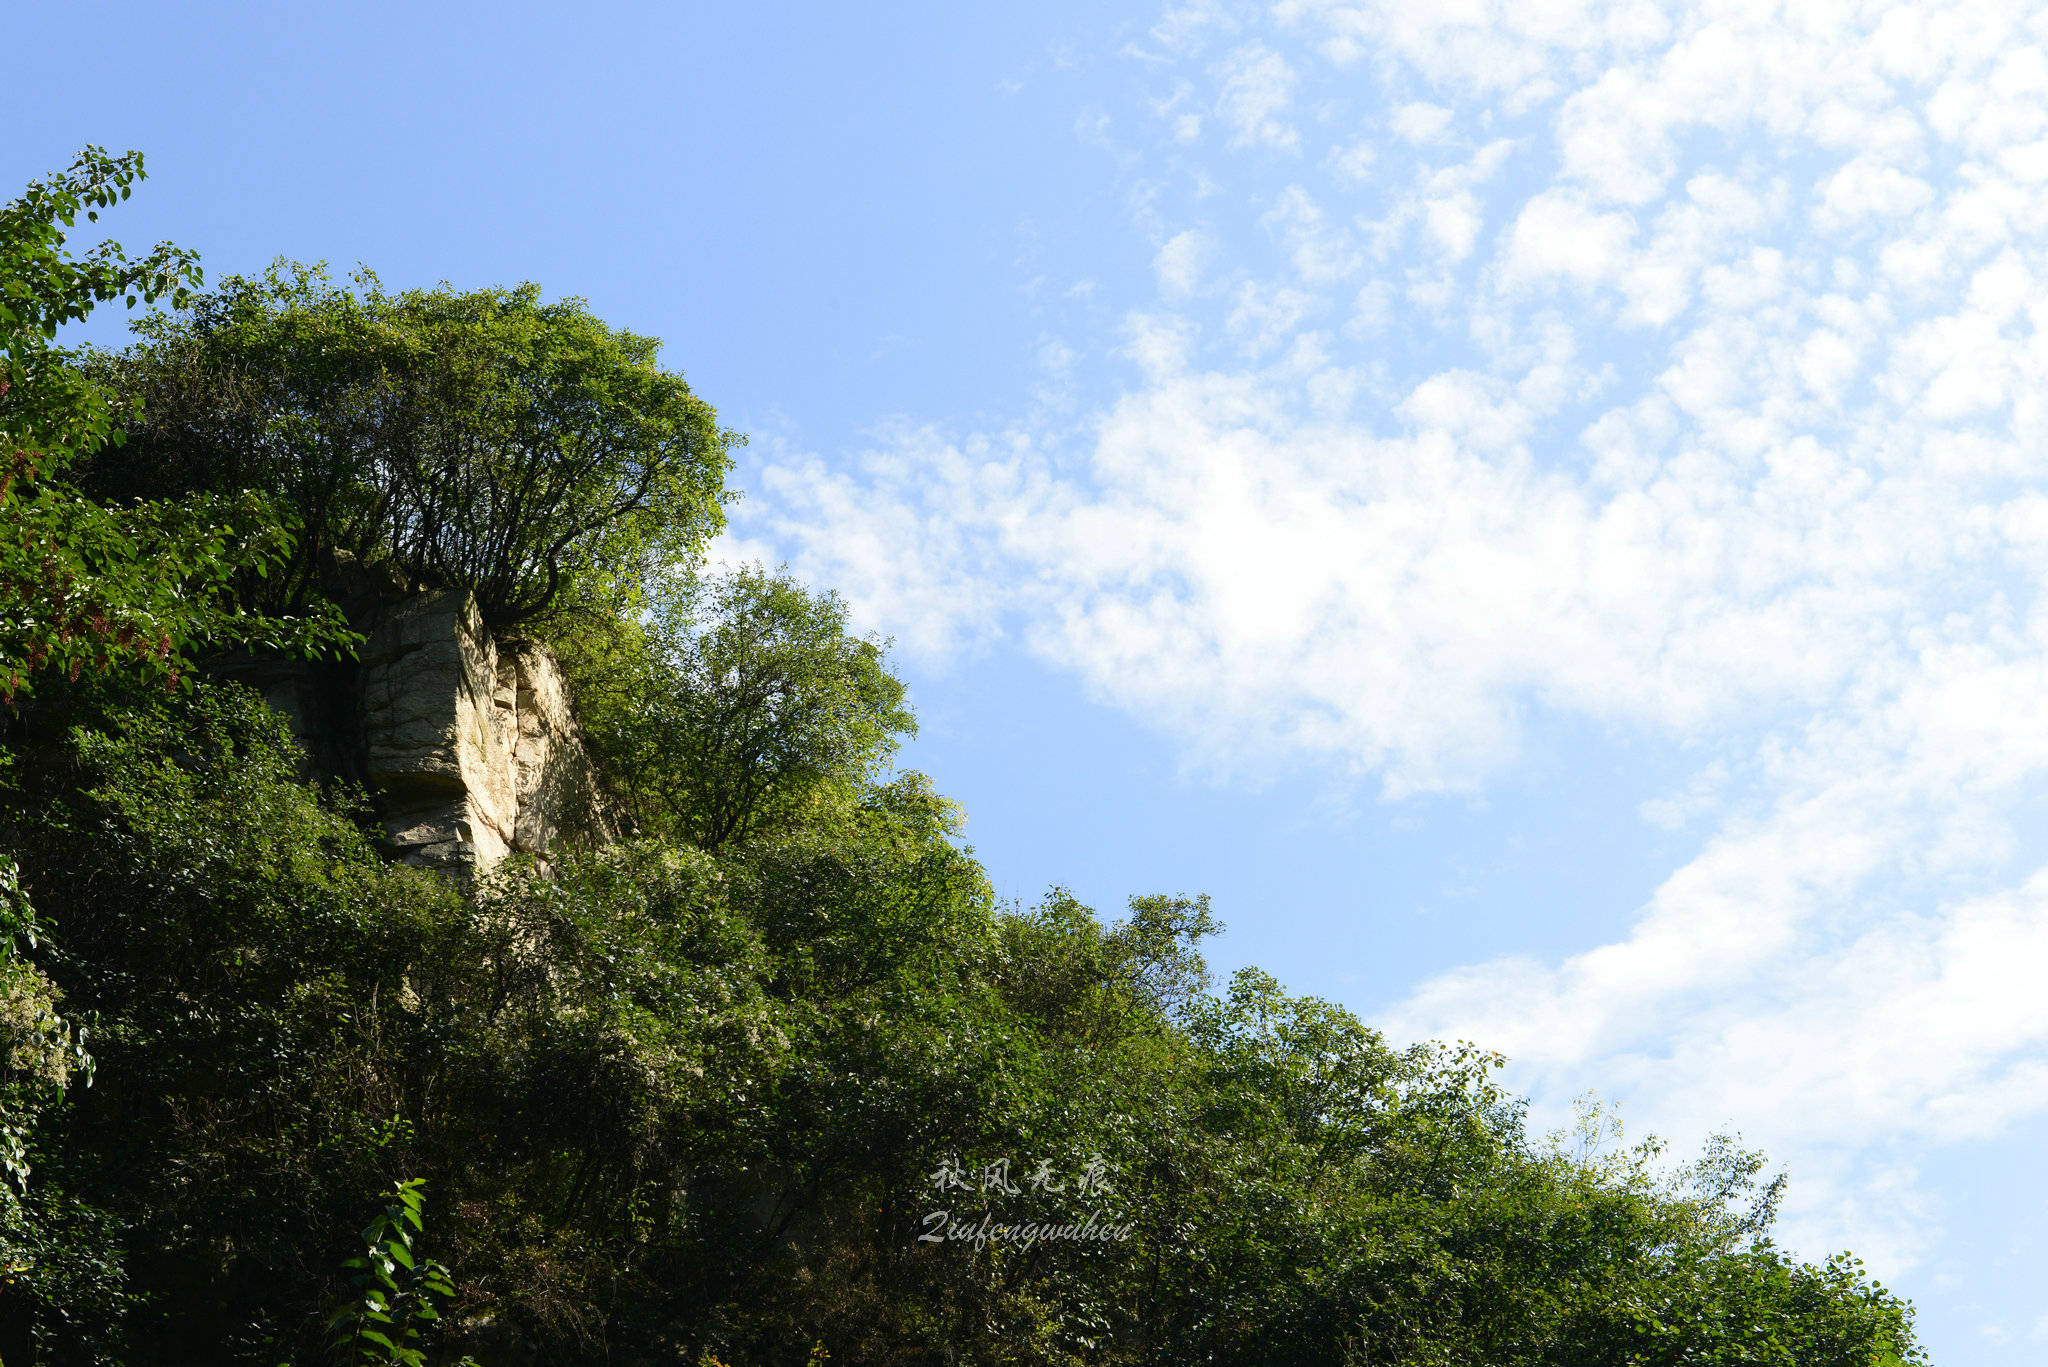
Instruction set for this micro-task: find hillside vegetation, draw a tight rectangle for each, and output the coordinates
[0,151,1928,1366]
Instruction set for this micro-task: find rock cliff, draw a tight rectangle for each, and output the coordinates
[221,563,613,875]
[357,590,613,872]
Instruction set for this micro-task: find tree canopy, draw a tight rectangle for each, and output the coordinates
[83,264,740,629]
[569,565,916,851]
[1,150,345,708]
[0,675,1929,1363]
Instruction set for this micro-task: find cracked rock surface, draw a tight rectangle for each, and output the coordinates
[228,567,615,875]
[357,590,613,872]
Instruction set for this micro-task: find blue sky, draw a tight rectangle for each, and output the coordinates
[13,0,2048,1357]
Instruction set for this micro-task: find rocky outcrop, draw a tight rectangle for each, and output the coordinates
[221,565,613,876]
[358,591,612,872]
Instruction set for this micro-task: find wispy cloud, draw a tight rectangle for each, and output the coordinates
[1154,227,1214,297]
[1215,42,1299,151]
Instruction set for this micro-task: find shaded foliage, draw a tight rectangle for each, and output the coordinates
[0,677,1928,1365]
[0,683,459,1364]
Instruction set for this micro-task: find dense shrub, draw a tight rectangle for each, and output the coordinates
[1,683,460,1362]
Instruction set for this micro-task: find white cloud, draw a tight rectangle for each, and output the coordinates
[1414,140,1515,264]
[1499,188,1637,291]
[1150,0,1238,56]
[1154,229,1214,298]
[1224,281,1318,357]
[1391,100,1453,144]
[733,0,2048,1312]
[1261,185,1361,282]
[1215,43,1299,151]
[1813,157,1936,234]
[1326,138,1375,185]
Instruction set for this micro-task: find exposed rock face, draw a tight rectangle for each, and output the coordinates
[221,571,613,875]
[358,591,614,873]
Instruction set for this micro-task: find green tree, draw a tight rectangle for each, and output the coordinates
[574,565,917,851]
[2,152,356,1365]
[1,149,345,707]
[83,263,740,630]
[0,149,196,466]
